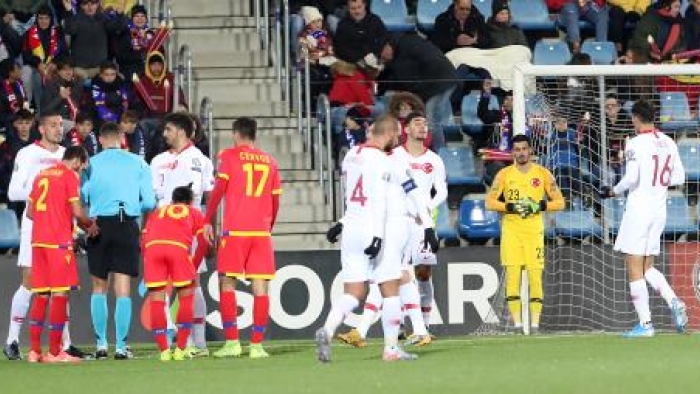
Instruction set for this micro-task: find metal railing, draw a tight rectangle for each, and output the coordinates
[272,0,291,101]
[315,94,335,213]
[173,44,192,111]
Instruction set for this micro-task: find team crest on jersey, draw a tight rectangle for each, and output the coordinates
[422,163,434,174]
[531,178,541,187]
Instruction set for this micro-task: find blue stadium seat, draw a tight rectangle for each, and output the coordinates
[510,0,555,30]
[533,39,572,65]
[458,198,501,240]
[436,202,459,241]
[659,92,699,131]
[438,146,482,185]
[416,0,450,32]
[603,197,625,235]
[580,41,617,65]
[678,138,700,181]
[370,0,415,32]
[665,194,696,235]
[473,0,493,19]
[0,208,20,249]
[553,209,603,238]
[461,90,498,135]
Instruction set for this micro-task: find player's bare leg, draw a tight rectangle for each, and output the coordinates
[505,266,524,333]
[316,281,367,363]
[623,254,654,338]
[399,270,431,347]
[214,275,243,358]
[378,279,416,361]
[4,268,32,360]
[249,278,271,359]
[642,256,687,333]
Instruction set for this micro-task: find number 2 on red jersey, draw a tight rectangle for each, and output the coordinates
[350,175,367,206]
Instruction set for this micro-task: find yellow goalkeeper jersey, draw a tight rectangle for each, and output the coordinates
[486,163,565,235]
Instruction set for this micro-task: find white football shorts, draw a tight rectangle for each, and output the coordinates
[373,217,410,284]
[17,212,33,268]
[340,221,375,283]
[614,213,665,256]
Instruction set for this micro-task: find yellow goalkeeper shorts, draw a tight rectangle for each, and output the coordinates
[500,230,545,269]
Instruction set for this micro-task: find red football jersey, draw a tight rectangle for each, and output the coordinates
[143,204,205,250]
[29,163,80,247]
[217,145,282,235]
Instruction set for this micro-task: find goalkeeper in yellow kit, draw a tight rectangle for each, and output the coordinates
[486,134,565,334]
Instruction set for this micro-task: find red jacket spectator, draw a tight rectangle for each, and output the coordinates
[133,51,186,118]
[328,62,374,106]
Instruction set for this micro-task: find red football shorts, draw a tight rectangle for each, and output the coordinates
[144,244,196,288]
[217,236,275,279]
[31,247,78,293]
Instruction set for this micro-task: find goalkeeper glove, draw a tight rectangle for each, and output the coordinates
[522,197,543,216]
[364,237,382,259]
[423,228,439,253]
[506,201,528,216]
[326,222,343,243]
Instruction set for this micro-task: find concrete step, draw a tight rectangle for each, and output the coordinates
[254,132,304,153]
[272,234,336,251]
[172,0,251,17]
[211,100,289,117]
[193,67,278,80]
[177,29,260,52]
[279,169,319,182]
[192,50,268,68]
[174,16,256,29]
[279,183,325,206]
[275,221,334,234]
[276,203,332,223]
[195,80,281,105]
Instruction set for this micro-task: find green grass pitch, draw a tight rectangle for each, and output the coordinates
[2,334,700,394]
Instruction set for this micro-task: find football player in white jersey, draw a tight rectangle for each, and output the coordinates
[336,112,443,347]
[316,115,438,362]
[601,100,688,338]
[3,112,85,360]
[150,113,214,357]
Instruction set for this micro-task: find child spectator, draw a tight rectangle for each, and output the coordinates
[63,112,98,156]
[0,109,37,220]
[40,55,83,124]
[119,109,146,158]
[299,6,335,101]
[89,60,130,128]
[334,104,369,165]
[0,58,28,132]
[114,4,154,82]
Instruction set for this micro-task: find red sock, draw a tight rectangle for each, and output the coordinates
[220,291,239,341]
[175,292,194,350]
[28,295,48,354]
[251,295,270,344]
[149,299,168,351]
[48,295,68,356]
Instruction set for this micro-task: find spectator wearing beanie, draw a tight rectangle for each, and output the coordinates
[114,5,155,82]
[485,0,528,49]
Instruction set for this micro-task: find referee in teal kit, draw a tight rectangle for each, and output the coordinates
[82,122,156,360]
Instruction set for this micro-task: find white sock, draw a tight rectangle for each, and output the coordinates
[192,286,207,348]
[62,303,72,350]
[357,284,382,338]
[6,285,32,345]
[400,282,427,336]
[417,278,434,327]
[644,267,678,308]
[324,294,359,338]
[630,279,651,325]
[381,296,402,351]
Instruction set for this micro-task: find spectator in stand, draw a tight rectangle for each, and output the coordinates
[0,10,22,62]
[0,58,28,132]
[629,0,685,62]
[334,103,369,162]
[484,0,528,49]
[290,0,344,56]
[604,94,633,135]
[114,5,154,83]
[0,109,37,220]
[119,110,146,158]
[63,112,98,156]
[20,6,66,112]
[548,116,582,205]
[378,34,459,150]
[62,0,125,79]
[607,1,650,52]
[189,112,210,158]
[548,1,609,53]
[430,0,489,53]
[40,56,83,125]
[684,0,700,51]
[477,80,513,185]
[299,6,334,103]
[387,91,433,148]
[89,60,130,128]
[334,0,387,66]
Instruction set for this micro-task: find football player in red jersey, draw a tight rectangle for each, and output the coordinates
[25,146,97,363]
[204,117,282,359]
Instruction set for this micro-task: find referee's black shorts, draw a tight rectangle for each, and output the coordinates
[87,216,141,280]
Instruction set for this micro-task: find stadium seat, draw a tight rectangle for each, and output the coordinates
[416,0,450,32]
[510,0,555,30]
[580,41,617,65]
[665,194,696,235]
[461,90,498,135]
[677,138,700,181]
[473,0,492,19]
[533,39,572,65]
[436,202,459,241]
[0,208,20,249]
[438,146,482,185]
[370,0,415,32]
[659,92,699,131]
[553,209,603,238]
[458,198,501,240]
[603,197,625,235]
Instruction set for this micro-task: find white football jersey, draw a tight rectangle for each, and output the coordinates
[8,142,65,203]
[393,145,447,211]
[614,130,685,215]
[150,144,214,208]
[341,145,391,238]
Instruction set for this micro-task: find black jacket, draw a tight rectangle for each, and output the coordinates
[684,6,700,51]
[378,34,459,102]
[0,21,21,59]
[430,4,489,53]
[63,11,124,68]
[40,76,83,120]
[334,12,387,63]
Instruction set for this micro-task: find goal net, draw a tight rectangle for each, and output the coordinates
[477,63,700,335]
